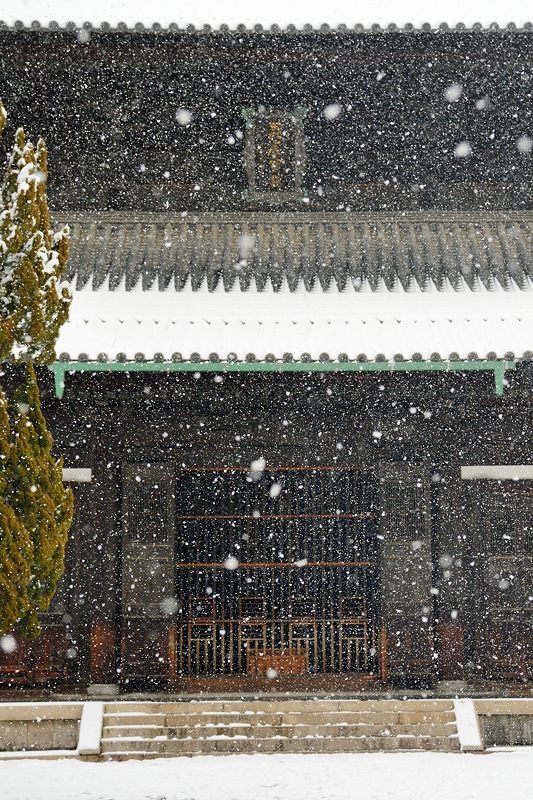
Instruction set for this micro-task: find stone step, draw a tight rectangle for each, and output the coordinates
[102,722,457,740]
[103,714,171,726]
[101,735,460,756]
[104,699,454,715]
[104,710,456,727]
[100,699,461,760]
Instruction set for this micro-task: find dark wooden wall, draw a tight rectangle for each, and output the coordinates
[2,29,533,212]
[1,364,526,687]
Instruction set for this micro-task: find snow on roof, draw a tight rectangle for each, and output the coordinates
[56,283,532,363]
[2,0,532,32]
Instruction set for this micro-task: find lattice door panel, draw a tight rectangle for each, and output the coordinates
[175,467,379,677]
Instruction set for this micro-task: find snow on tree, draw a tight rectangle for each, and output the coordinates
[0,100,73,638]
[9,364,73,637]
[0,98,71,364]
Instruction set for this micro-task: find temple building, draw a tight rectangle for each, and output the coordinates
[0,19,532,691]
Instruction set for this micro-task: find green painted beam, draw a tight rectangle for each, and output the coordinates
[49,359,516,400]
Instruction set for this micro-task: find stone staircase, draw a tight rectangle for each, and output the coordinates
[100,699,460,759]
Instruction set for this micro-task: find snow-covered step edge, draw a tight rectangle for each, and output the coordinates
[77,702,104,756]
[103,733,458,750]
[100,736,461,757]
[453,700,484,752]
[101,723,458,739]
[103,710,457,720]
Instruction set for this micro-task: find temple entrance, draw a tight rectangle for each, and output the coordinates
[175,467,380,679]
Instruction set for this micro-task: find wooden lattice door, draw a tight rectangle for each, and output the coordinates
[175,466,379,678]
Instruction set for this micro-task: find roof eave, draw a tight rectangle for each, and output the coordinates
[2,20,533,35]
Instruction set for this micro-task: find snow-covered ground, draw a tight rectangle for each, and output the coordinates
[3,750,533,800]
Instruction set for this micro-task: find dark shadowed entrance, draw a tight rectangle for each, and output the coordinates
[174,467,380,681]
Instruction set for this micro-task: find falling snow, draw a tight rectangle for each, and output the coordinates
[0,5,532,789]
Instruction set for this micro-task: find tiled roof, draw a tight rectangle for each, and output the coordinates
[58,211,533,292]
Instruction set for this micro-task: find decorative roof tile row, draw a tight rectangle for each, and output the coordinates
[59,211,533,292]
[2,20,533,34]
[56,350,525,363]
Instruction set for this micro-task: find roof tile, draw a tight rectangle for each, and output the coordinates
[58,211,533,293]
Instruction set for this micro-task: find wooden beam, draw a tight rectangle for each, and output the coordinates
[49,359,516,399]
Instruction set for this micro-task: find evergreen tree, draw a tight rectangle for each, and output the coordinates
[0,384,32,636]
[10,364,73,637]
[0,99,71,364]
[0,100,73,638]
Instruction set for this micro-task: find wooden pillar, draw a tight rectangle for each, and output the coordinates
[75,457,121,686]
[378,463,436,688]
[120,463,176,685]
[90,619,116,683]
[433,472,469,681]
